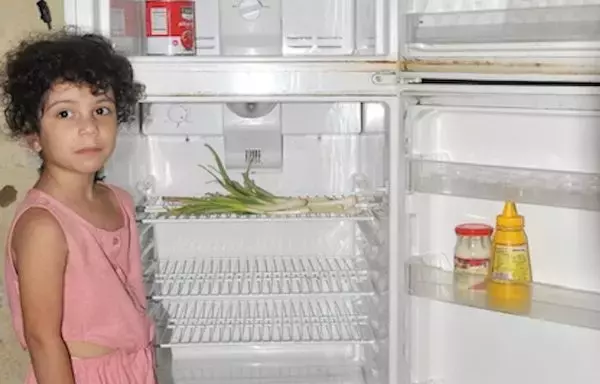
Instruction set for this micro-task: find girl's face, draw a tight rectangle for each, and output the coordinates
[32,82,118,176]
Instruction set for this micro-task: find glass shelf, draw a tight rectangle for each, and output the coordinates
[137,195,380,223]
[407,256,600,331]
[409,158,600,211]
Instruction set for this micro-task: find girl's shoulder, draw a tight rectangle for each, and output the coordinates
[7,189,68,250]
[99,183,137,212]
[15,188,53,213]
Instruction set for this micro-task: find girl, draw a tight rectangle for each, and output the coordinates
[1,31,156,383]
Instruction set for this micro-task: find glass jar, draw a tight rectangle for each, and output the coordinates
[453,223,493,297]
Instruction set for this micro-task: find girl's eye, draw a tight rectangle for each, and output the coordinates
[57,110,72,119]
[95,106,112,116]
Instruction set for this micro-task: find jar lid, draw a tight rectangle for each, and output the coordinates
[455,223,493,236]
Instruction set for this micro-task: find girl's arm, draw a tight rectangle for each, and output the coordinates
[12,208,75,384]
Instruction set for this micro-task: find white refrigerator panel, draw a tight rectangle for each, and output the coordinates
[401,85,600,384]
[110,101,387,197]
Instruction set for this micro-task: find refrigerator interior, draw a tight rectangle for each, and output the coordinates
[402,0,600,61]
[107,0,387,57]
[104,99,395,384]
[403,86,600,384]
[103,87,600,384]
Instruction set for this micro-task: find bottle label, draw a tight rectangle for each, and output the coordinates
[491,244,531,283]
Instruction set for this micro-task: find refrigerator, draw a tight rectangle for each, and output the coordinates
[64,1,600,383]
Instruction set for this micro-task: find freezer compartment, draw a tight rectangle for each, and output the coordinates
[100,0,386,57]
[403,0,600,63]
[407,255,600,331]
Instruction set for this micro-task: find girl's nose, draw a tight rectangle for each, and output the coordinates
[79,115,100,135]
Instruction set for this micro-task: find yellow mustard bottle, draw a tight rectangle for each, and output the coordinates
[487,201,532,314]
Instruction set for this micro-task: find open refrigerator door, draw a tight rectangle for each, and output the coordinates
[401,84,600,384]
[103,95,401,384]
[400,0,600,78]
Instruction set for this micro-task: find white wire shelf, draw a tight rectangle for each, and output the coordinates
[136,195,380,223]
[410,158,600,211]
[145,256,374,298]
[149,298,375,346]
[407,256,600,331]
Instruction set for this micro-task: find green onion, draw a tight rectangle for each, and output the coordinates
[167,144,359,216]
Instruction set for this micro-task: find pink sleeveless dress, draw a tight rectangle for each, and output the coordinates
[4,184,157,383]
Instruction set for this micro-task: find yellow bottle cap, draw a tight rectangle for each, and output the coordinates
[496,201,524,228]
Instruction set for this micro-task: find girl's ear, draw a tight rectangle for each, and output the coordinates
[25,134,42,153]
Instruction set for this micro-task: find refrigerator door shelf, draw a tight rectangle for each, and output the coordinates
[401,1,600,76]
[407,255,600,331]
[409,157,600,212]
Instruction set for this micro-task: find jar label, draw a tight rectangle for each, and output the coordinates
[145,1,196,56]
[454,256,489,270]
[454,256,488,291]
[491,244,531,283]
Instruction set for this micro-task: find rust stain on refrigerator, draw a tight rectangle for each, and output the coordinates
[400,58,600,76]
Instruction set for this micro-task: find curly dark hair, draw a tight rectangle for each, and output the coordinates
[0,30,144,138]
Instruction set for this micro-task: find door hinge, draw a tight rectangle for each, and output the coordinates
[372,71,422,86]
[371,70,399,85]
